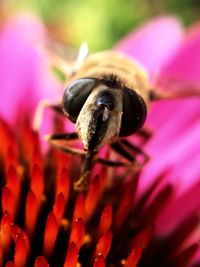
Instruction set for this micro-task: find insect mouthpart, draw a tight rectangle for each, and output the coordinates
[76,88,122,152]
[95,93,114,121]
[87,92,114,151]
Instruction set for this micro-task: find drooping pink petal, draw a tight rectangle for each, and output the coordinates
[136,96,200,239]
[158,22,200,89]
[115,17,200,215]
[115,16,184,80]
[156,177,200,235]
[146,96,200,131]
[0,13,64,152]
[140,21,200,198]
[0,13,61,127]
[138,98,200,195]
[153,120,198,184]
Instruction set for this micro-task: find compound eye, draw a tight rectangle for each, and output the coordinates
[119,88,147,137]
[62,78,96,122]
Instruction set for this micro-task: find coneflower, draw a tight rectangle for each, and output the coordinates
[0,13,200,267]
[0,117,199,267]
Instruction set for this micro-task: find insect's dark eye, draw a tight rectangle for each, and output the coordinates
[62,78,96,122]
[119,88,147,137]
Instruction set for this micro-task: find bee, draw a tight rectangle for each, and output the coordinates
[63,51,149,152]
[35,47,200,191]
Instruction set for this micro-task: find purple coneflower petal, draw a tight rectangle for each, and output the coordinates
[0,13,61,127]
[115,16,184,80]
[117,18,200,244]
[158,22,200,88]
[156,176,200,235]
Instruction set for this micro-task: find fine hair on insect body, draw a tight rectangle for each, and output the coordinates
[34,44,200,191]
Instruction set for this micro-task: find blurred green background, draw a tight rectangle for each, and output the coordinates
[2,0,200,51]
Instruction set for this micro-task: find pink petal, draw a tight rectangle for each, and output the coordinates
[137,98,200,194]
[0,13,61,127]
[156,177,200,235]
[135,121,200,239]
[146,97,200,130]
[115,16,184,80]
[158,22,200,88]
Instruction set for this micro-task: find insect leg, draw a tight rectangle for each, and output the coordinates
[46,132,78,141]
[95,157,140,168]
[120,139,150,164]
[45,132,84,156]
[33,99,63,131]
[74,148,138,191]
[137,127,152,142]
[110,141,148,167]
[111,142,136,162]
[110,140,149,166]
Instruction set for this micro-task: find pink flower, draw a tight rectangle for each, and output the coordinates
[0,12,61,147]
[0,13,200,267]
[116,16,200,265]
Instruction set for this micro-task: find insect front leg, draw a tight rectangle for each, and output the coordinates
[33,99,63,131]
[74,143,147,191]
[45,132,84,156]
[137,127,153,144]
[111,139,150,167]
[120,139,150,164]
[95,157,138,168]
